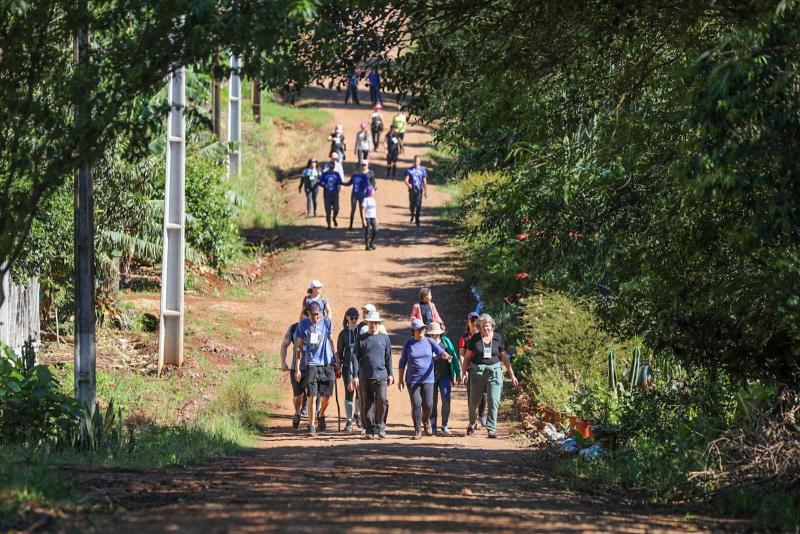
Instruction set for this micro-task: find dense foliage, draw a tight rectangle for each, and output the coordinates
[394,0,800,386]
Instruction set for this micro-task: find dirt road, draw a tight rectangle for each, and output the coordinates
[94,88,715,533]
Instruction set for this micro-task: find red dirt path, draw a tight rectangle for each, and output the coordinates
[83,87,722,533]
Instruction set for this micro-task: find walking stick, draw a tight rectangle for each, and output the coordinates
[334,372,342,431]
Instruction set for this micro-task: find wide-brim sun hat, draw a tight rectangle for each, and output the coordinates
[426,322,444,335]
[410,318,426,330]
[310,279,323,288]
[365,311,382,322]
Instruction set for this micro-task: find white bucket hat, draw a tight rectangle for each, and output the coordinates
[365,311,382,322]
[426,322,444,335]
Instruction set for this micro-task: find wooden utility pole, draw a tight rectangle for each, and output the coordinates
[252,78,261,123]
[73,12,96,409]
[212,53,222,138]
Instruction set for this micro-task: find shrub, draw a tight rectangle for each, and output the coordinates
[512,290,631,413]
[0,343,81,447]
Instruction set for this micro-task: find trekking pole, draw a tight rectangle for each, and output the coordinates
[334,372,342,431]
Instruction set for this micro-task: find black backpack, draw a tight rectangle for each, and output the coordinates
[371,114,383,131]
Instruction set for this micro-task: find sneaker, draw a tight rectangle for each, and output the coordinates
[467,425,476,436]
[378,429,387,439]
[364,432,375,440]
[307,425,317,436]
[412,430,423,440]
[344,420,353,432]
[300,405,308,418]
[318,416,327,432]
[488,430,497,439]
[423,422,432,436]
[440,427,450,436]
[369,245,376,250]
[355,417,362,430]
[333,218,338,227]
[365,245,370,251]
[410,215,415,222]
[292,414,301,429]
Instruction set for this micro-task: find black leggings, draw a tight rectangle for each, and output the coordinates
[364,218,377,247]
[350,194,365,228]
[407,382,434,431]
[324,194,340,227]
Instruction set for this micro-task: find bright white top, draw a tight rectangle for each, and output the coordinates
[362,197,377,219]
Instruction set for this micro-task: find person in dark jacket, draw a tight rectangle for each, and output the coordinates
[352,310,393,439]
[337,308,362,431]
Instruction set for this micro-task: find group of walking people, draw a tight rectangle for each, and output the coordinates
[280,281,519,439]
[295,103,428,252]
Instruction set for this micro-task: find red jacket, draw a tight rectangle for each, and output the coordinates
[410,301,444,328]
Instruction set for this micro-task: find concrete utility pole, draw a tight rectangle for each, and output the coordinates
[73,18,96,408]
[228,54,242,177]
[158,65,186,374]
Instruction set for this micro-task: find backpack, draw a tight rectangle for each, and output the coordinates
[371,114,383,131]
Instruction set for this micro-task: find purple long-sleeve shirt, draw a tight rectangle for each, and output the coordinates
[399,337,444,385]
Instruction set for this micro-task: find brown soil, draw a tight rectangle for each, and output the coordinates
[69,87,731,533]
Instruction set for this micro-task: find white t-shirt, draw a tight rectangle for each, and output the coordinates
[362,197,377,219]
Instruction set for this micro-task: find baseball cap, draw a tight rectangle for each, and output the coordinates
[468,311,480,319]
[310,279,323,288]
[360,122,367,129]
[410,319,426,330]
[363,303,377,313]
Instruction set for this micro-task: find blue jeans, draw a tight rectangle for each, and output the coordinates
[430,375,452,432]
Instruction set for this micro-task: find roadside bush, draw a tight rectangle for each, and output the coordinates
[185,153,242,269]
[0,343,80,447]
[511,290,630,413]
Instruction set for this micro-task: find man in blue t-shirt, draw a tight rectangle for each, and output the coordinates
[348,162,372,230]
[367,68,383,106]
[404,155,428,227]
[295,302,339,435]
[319,162,349,230]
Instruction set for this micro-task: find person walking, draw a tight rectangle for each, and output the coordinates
[460,312,487,427]
[300,279,332,320]
[384,125,402,179]
[319,162,348,230]
[410,287,445,330]
[295,302,340,435]
[362,187,378,250]
[337,308,363,431]
[358,304,387,335]
[354,122,374,165]
[328,151,345,180]
[345,72,360,105]
[392,107,407,144]
[362,158,377,191]
[329,125,347,163]
[280,318,306,429]
[348,162,372,230]
[404,155,428,226]
[426,322,461,435]
[352,310,393,439]
[399,319,447,439]
[368,67,383,106]
[370,104,384,149]
[298,158,320,218]
[463,314,519,438]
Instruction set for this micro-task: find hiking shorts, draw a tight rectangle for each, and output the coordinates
[306,365,335,398]
[291,368,307,397]
[387,150,399,163]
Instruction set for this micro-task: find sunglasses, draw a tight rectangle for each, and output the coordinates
[347,316,358,320]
